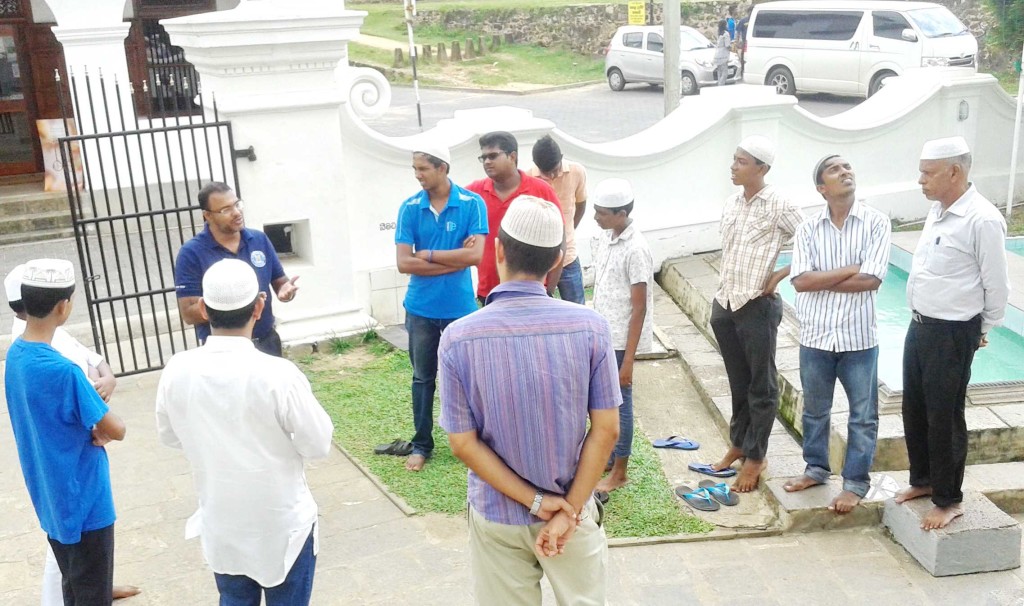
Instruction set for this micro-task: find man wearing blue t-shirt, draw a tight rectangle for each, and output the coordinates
[375,142,488,472]
[5,258,127,605]
[175,182,299,357]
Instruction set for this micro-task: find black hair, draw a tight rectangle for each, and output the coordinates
[198,181,233,211]
[813,154,841,186]
[479,131,518,156]
[532,135,562,173]
[413,152,450,174]
[22,284,75,319]
[207,297,259,330]
[497,227,561,278]
[718,19,728,35]
[9,300,24,314]
[595,201,635,217]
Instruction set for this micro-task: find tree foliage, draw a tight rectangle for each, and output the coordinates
[986,0,1024,61]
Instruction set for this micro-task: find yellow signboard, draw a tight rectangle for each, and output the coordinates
[628,1,646,25]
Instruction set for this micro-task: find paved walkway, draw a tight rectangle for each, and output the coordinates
[3,359,1024,604]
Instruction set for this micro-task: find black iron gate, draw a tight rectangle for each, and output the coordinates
[56,68,243,376]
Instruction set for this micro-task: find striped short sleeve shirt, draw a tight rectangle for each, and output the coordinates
[438,280,622,526]
[790,201,892,351]
[716,186,804,311]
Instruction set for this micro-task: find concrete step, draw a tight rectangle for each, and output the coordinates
[0,226,75,246]
[0,209,74,237]
[0,191,69,217]
[883,492,1021,577]
[0,172,44,186]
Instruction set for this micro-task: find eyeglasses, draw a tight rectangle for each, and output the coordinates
[208,200,245,216]
[477,152,507,163]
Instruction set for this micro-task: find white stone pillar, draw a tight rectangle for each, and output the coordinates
[163,0,375,343]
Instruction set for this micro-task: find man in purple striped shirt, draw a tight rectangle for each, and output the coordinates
[439,195,621,605]
[784,155,891,514]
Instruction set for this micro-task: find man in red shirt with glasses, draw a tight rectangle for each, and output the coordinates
[467,131,563,302]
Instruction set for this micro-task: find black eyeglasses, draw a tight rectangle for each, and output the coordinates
[477,152,507,163]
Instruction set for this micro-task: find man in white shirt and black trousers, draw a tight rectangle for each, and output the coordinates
[156,259,334,605]
[896,136,1009,530]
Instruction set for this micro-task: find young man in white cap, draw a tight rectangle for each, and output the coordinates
[439,196,620,605]
[4,265,140,603]
[782,155,891,514]
[156,258,334,605]
[5,259,127,605]
[897,136,1009,529]
[376,141,488,472]
[590,178,653,497]
[701,136,803,492]
[528,134,589,304]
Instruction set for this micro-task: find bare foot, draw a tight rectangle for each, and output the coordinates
[114,586,141,600]
[711,446,744,472]
[733,458,766,493]
[921,504,963,530]
[895,484,932,504]
[828,490,862,514]
[405,454,426,472]
[595,458,629,493]
[783,474,823,493]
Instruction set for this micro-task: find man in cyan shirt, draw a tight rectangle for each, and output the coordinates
[467,131,563,301]
[156,259,334,605]
[5,258,127,605]
[440,196,620,604]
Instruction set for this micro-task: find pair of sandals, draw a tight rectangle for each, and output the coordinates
[675,480,739,512]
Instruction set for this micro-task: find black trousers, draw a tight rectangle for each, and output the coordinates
[902,316,981,507]
[710,295,783,461]
[48,523,115,606]
[253,327,283,357]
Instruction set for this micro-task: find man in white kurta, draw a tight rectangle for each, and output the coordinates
[155,259,333,605]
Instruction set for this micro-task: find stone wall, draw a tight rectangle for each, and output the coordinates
[409,0,1003,71]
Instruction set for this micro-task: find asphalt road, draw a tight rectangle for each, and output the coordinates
[362,82,859,143]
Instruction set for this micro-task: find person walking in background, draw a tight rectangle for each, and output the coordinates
[439,196,620,605]
[591,178,654,499]
[375,141,488,472]
[5,259,127,606]
[897,136,1009,530]
[782,155,891,514]
[715,19,731,87]
[701,136,803,492]
[529,135,588,304]
[157,259,334,605]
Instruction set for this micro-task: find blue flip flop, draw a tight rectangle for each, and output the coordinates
[652,435,700,450]
[688,462,738,478]
[699,479,740,506]
[674,484,720,512]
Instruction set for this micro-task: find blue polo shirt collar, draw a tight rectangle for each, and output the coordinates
[417,180,463,211]
[198,224,255,251]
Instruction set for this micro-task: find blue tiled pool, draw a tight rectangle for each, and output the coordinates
[775,250,1024,391]
[1007,237,1024,257]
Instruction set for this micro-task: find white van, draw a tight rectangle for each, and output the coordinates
[742,1,977,97]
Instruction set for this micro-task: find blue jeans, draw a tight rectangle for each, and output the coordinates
[214,526,316,606]
[406,312,454,457]
[799,346,879,498]
[612,350,633,459]
[556,258,586,305]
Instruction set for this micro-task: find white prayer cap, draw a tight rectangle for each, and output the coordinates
[593,178,634,209]
[4,264,25,302]
[920,136,970,160]
[500,195,563,247]
[202,259,259,311]
[738,135,776,166]
[22,259,75,289]
[413,138,452,165]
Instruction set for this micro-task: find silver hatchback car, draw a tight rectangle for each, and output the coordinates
[604,25,741,95]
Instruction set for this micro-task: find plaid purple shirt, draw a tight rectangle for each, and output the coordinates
[438,280,622,525]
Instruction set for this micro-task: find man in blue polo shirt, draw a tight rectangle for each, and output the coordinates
[175,182,299,356]
[375,141,488,472]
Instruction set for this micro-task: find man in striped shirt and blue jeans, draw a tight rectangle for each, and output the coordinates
[439,196,621,605]
[784,155,891,513]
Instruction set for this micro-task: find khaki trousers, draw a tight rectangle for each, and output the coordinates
[468,501,607,605]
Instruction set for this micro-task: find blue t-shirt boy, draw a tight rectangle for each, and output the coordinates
[5,339,115,544]
[395,181,488,319]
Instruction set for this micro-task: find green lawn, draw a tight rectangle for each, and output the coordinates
[298,335,713,537]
